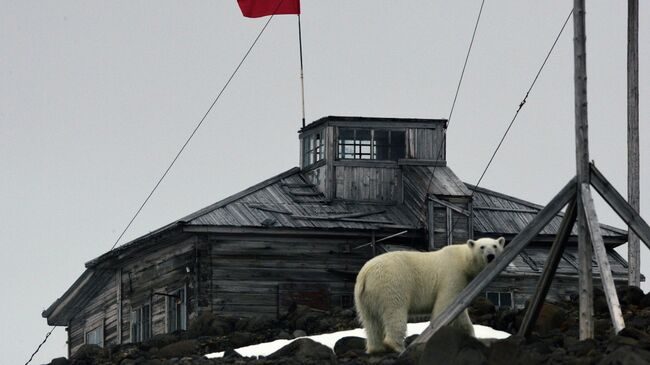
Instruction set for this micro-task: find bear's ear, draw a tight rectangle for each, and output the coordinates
[497,237,505,247]
[468,239,476,248]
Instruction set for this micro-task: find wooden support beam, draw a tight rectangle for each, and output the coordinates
[518,198,577,337]
[590,164,650,248]
[428,200,436,250]
[580,184,625,333]
[573,0,594,340]
[410,177,576,346]
[627,0,640,287]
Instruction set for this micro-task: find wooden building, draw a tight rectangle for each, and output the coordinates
[43,116,632,356]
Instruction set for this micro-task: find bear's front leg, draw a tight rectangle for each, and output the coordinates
[430,289,475,337]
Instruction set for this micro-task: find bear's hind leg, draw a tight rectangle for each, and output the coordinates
[382,308,408,353]
[360,311,386,353]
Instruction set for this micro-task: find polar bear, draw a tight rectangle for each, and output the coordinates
[354,237,505,353]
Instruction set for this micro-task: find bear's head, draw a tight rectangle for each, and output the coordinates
[468,237,505,265]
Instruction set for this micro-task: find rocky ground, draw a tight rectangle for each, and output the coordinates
[46,285,650,365]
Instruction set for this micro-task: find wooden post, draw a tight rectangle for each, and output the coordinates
[428,200,436,250]
[518,198,577,338]
[581,184,625,333]
[116,269,122,344]
[410,178,576,346]
[627,0,640,287]
[573,0,594,340]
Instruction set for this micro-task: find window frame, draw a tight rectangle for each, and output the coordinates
[337,127,405,161]
[84,323,104,347]
[485,291,514,309]
[130,302,152,343]
[166,287,187,333]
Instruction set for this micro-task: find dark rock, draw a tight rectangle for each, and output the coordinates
[566,338,597,357]
[293,329,307,338]
[395,342,425,365]
[145,333,180,349]
[238,315,274,333]
[419,325,487,365]
[267,338,336,364]
[223,348,243,358]
[229,331,255,348]
[334,336,366,356]
[619,327,650,341]
[188,312,237,338]
[598,345,650,365]
[469,296,497,317]
[157,339,199,358]
[48,357,70,365]
[71,344,105,361]
[617,285,645,306]
[277,331,292,340]
[487,336,544,365]
[640,293,650,309]
[535,302,568,334]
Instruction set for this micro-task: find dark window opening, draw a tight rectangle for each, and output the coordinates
[338,128,405,161]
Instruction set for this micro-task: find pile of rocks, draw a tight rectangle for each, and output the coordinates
[47,285,650,365]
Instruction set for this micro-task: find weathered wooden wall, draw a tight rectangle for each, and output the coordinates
[406,128,445,160]
[203,235,373,318]
[118,237,197,342]
[68,275,118,354]
[334,164,401,202]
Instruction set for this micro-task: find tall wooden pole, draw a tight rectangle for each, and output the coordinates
[627,0,640,287]
[573,0,594,339]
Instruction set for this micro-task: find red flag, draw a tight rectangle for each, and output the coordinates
[237,0,300,18]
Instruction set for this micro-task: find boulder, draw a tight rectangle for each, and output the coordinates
[333,336,366,356]
[187,312,237,338]
[598,345,650,365]
[534,302,568,334]
[267,338,336,364]
[469,296,497,317]
[617,285,645,306]
[418,326,487,365]
[157,339,199,358]
[487,335,544,365]
[48,357,70,365]
[229,331,256,348]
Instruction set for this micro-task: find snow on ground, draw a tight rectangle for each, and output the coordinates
[205,323,510,359]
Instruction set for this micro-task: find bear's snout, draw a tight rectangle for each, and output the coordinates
[487,254,495,263]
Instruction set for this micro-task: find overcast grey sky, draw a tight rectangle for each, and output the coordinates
[1,1,648,363]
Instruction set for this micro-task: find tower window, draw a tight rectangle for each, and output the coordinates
[303,131,324,166]
[338,128,405,160]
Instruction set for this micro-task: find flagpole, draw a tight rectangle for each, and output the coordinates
[298,14,306,128]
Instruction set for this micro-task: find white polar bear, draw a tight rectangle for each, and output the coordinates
[354,237,505,353]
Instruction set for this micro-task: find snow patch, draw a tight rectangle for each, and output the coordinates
[205,323,510,359]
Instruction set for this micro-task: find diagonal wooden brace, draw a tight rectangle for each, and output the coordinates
[410,177,577,346]
[590,163,650,249]
[580,183,625,333]
[518,198,577,337]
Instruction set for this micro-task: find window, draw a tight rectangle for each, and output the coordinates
[167,288,187,333]
[302,131,324,166]
[485,291,513,309]
[85,325,103,346]
[338,128,405,160]
[131,304,151,343]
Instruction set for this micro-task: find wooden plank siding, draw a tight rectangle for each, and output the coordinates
[334,165,401,202]
[118,237,198,342]
[68,276,118,354]
[204,236,372,318]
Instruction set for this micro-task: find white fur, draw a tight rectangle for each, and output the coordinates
[354,237,505,353]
